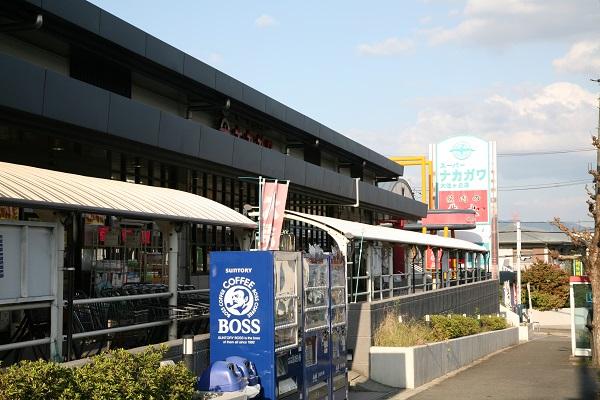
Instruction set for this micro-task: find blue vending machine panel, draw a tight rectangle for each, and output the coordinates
[329,251,348,400]
[210,251,302,400]
[303,252,331,400]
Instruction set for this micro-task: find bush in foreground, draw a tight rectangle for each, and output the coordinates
[0,347,196,400]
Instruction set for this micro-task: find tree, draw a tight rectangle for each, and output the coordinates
[554,135,600,366]
[521,260,570,311]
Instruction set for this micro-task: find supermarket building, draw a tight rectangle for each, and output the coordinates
[0,0,498,371]
[0,0,426,282]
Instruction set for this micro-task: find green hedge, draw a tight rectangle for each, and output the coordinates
[479,315,508,332]
[374,313,509,347]
[0,347,196,400]
[430,314,481,340]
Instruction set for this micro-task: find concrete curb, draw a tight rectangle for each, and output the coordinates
[385,333,549,400]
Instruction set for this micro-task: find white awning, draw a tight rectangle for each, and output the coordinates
[285,210,486,252]
[0,162,256,228]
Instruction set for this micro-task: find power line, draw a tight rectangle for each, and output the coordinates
[411,178,590,192]
[500,178,589,189]
[499,179,589,191]
[497,148,595,157]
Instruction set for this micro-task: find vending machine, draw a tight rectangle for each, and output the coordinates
[210,251,303,400]
[302,248,331,400]
[329,250,348,400]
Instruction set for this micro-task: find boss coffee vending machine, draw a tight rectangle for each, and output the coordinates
[210,251,304,400]
[210,250,347,400]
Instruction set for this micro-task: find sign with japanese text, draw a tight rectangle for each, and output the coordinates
[435,137,489,192]
[431,136,498,277]
[438,189,488,223]
[432,137,493,224]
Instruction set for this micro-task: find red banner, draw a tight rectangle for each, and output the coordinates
[259,181,289,250]
[438,189,488,223]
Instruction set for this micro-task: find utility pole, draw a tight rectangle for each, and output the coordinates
[516,220,522,321]
[591,79,600,197]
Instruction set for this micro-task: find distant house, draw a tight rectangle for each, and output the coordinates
[498,222,585,274]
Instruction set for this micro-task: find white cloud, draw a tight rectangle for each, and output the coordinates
[345,82,597,220]
[419,16,432,25]
[254,14,277,28]
[357,37,414,56]
[402,82,596,151]
[554,40,600,75]
[424,0,600,47]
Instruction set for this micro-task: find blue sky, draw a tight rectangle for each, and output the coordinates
[90,0,600,223]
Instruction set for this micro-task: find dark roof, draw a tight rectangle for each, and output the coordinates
[498,221,589,246]
[16,0,404,178]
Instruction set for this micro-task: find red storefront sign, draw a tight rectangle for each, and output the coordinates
[438,189,488,223]
[419,210,477,229]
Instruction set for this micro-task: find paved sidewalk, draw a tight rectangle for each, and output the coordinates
[394,334,598,400]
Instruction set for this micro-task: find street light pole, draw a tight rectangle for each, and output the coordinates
[516,220,522,321]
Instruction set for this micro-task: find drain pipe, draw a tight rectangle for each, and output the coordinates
[352,178,360,207]
[0,14,43,33]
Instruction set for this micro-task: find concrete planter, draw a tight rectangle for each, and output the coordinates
[519,323,534,342]
[370,327,518,388]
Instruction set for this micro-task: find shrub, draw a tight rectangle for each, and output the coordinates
[430,314,480,340]
[373,313,434,347]
[0,347,196,400]
[0,359,77,400]
[521,260,569,310]
[479,315,508,331]
[528,291,565,312]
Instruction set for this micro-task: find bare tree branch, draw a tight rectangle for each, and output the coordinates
[586,184,595,200]
[552,218,592,247]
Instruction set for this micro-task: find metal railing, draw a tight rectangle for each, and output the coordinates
[347,245,491,303]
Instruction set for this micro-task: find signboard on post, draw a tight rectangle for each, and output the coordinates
[431,136,498,277]
[259,180,289,250]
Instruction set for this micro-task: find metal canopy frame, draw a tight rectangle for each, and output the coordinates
[282,210,489,303]
[284,210,487,252]
[0,161,256,229]
[0,162,255,362]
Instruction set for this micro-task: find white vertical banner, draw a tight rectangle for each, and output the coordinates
[432,136,499,277]
[259,180,289,250]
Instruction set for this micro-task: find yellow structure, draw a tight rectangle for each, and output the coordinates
[389,156,434,209]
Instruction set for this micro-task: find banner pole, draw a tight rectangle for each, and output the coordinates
[258,176,263,250]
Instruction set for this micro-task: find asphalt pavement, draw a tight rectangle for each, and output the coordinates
[394,333,598,400]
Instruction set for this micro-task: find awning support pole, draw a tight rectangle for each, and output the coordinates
[50,218,64,361]
[168,224,178,341]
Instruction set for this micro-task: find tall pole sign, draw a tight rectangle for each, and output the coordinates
[430,136,499,278]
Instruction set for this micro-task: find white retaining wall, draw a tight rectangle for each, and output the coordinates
[370,327,518,389]
[528,308,570,329]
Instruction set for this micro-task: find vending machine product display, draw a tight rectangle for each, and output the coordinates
[302,248,331,400]
[329,249,348,400]
[210,251,303,400]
